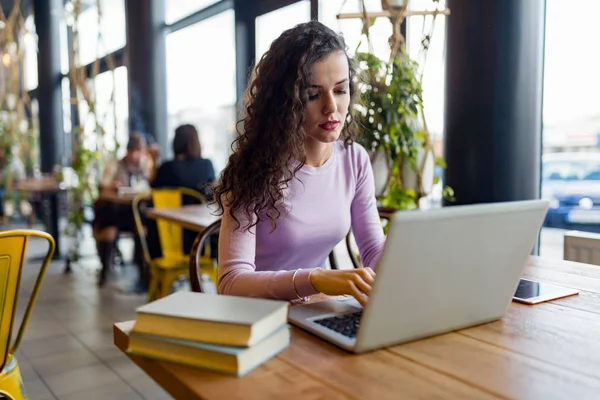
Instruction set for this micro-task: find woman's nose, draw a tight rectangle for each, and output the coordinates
[322,92,337,114]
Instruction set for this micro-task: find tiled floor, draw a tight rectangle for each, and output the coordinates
[11,231,173,400]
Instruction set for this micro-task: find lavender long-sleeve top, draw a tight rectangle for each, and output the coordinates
[218,141,386,301]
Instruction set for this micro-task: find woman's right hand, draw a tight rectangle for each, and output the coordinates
[309,268,376,308]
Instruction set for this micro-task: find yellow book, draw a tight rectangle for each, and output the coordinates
[132,292,289,347]
[127,325,291,377]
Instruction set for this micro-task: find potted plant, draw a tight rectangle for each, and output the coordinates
[352,0,454,210]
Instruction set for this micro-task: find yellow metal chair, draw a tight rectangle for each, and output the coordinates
[0,230,55,400]
[133,188,209,301]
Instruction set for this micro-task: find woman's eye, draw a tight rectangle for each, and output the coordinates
[335,90,348,95]
[308,93,320,101]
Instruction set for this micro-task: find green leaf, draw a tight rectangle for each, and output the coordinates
[442,186,456,202]
[354,50,446,209]
[435,156,447,168]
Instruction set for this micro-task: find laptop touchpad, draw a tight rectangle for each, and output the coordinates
[289,296,362,320]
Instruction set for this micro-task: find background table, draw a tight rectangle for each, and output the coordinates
[144,204,220,232]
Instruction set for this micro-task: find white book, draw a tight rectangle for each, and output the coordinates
[132,292,290,347]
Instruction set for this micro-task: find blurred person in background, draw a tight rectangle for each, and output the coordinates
[146,124,216,260]
[92,132,153,287]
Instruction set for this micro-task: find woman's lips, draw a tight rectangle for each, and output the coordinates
[319,121,339,131]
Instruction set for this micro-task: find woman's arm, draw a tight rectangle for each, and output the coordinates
[218,204,380,307]
[350,147,386,270]
[217,206,318,300]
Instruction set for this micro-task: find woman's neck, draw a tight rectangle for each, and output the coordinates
[304,141,333,167]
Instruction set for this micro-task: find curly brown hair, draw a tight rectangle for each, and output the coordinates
[213,21,358,231]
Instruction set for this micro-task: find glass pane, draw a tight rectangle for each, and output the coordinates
[406,1,447,209]
[71,0,126,66]
[76,67,129,157]
[166,10,236,174]
[96,67,129,156]
[540,0,600,257]
[62,77,72,135]
[60,18,70,75]
[543,0,600,127]
[319,0,391,60]
[256,1,311,61]
[166,0,220,24]
[23,16,38,91]
[406,0,446,155]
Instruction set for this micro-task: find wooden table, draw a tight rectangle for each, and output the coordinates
[145,204,220,232]
[114,256,600,399]
[98,191,148,205]
[14,177,63,193]
[14,177,64,258]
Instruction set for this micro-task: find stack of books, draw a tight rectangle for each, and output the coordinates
[126,291,291,376]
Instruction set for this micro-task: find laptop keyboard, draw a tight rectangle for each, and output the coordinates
[313,311,363,338]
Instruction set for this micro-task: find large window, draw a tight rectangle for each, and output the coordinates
[255,1,311,61]
[75,67,129,156]
[543,0,600,145]
[319,0,392,61]
[68,0,126,66]
[166,0,221,25]
[23,15,38,91]
[540,0,600,254]
[406,0,446,146]
[96,67,129,156]
[166,10,236,173]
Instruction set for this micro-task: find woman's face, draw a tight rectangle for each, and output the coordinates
[303,51,350,145]
[126,149,143,166]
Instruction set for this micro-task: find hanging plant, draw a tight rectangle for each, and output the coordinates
[352,0,454,209]
[0,1,39,217]
[63,0,119,261]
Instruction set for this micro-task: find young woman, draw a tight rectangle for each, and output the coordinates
[214,21,386,307]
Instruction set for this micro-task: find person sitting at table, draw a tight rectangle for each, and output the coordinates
[213,21,386,307]
[93,132,153,287]
[146,124,216,259]
[152,124,216,199]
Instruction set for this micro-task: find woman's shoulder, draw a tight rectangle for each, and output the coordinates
[198,157,214,167]
[176,157,213,168]
[156,159,176,172]
[159,158,209,168]
[335,140,371,168]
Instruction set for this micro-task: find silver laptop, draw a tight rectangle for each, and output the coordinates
[288,200,549,353]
